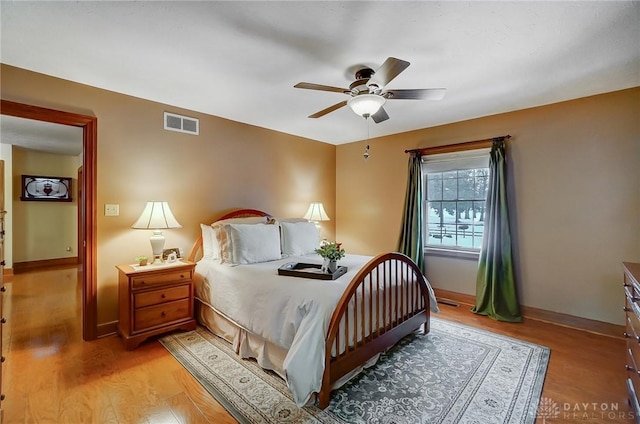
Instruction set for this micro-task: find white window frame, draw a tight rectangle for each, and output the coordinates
[422,148,490,258]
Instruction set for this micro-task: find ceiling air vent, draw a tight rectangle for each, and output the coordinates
[164,112,199,135]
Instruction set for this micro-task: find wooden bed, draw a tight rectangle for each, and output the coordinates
[188,208,432,409]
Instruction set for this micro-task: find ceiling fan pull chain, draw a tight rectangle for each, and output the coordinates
[364,115,371,160]
[367,114,370,139]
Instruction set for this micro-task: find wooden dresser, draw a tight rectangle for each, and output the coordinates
[624,262,640,418]
[0,208,5,422]
[117,260,196,350]
[1,160,6,423]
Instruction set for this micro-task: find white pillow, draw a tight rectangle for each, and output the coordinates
[212,217,268,264]
[226,223,282,265]
[275,217,309,224]
[200,223,217,259]
[280,221,320,256]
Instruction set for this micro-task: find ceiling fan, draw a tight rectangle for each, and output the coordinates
[294,57,446,123]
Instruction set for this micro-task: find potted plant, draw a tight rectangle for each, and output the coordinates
[314,242,345,273]
[135,256,148,266]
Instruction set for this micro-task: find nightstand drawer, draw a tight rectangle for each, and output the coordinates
[134,285,190,308]
[134,299,191,331]
[131,269,192,289]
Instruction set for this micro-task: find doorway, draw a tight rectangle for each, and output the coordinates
[0,100,97,341]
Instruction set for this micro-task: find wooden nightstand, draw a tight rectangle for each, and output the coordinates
[117,260,196,350]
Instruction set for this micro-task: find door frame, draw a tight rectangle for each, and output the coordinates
[1,99,98,340]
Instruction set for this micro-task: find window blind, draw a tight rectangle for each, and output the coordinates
[422,148,490,173]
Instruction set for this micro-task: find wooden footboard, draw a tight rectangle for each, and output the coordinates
[318,252,431,409]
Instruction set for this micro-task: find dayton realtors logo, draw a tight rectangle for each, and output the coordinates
[536,397,636,422]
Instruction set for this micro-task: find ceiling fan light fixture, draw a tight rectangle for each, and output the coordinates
[347,94,386,117]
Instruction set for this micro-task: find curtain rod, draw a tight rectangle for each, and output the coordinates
[405,134,511,156]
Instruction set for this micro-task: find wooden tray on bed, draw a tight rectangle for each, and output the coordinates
[278,262,348,280]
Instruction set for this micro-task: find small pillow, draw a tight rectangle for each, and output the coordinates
[280,221,320,256]
[200,223,217,259]
[226,223,282,265]
[212,217,268,264]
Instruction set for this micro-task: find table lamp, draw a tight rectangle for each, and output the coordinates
[304,201,330,232]
[132,201,182,264]
[304,202,330,223]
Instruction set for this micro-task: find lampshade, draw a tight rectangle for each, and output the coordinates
[132,201,182,230]
[304,202,330,222]
[347,94,386,117]
[132,201,182,264]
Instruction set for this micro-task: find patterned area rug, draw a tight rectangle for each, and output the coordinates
[160,317,549,423]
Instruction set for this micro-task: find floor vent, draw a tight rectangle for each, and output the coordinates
[164,112,199,135]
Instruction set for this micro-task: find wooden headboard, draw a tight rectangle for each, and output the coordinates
[187,208,271,262]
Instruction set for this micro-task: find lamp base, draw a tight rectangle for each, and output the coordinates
[150,230,165,264]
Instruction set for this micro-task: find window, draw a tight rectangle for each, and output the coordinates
[423,149,489,253]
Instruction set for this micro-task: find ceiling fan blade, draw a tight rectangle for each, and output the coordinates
[368,57,410,88]
[294,82,350,94]
[384,88,446,100]
[371,107,389,123]
[308,100,348,118]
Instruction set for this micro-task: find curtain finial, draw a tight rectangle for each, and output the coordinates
[492,135,511,143]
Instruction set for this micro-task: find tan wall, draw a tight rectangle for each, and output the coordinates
[3,62,637,327]
[12,147,79,262]
[336,87,640,325]
[1,64,336,325]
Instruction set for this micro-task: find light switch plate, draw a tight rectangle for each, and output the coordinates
[105,204,119,216]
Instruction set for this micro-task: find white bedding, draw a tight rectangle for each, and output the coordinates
[195,253,438,406]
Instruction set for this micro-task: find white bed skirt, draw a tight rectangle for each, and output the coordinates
[195,298,379,403]
[196,299,289,377]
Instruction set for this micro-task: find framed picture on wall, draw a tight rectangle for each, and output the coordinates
[20,175,72,202]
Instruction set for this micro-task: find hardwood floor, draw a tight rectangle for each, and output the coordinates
[1,266,634,423]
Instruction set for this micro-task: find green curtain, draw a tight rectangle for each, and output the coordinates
[472,138,522,322]
[398,152,425,274]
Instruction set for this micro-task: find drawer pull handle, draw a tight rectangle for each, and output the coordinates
[0,317,5,324]
[0,286,5,292]
[161,294,166,299]
[0,394,4,401]
[161,311,166,317]
[625,287,640,302]
[624,332,640,342]
[0,356,5,363]
[180,274,185,279]
[624,307,632,312]
[140,281,145,285]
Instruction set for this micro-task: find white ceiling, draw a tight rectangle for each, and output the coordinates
[1,1,639,146]
[0,115,83,156]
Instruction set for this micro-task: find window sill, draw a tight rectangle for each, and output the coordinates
[425,247,480,260]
